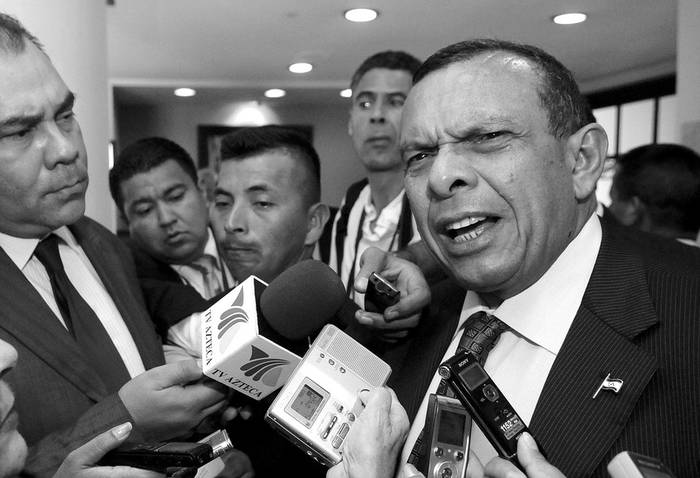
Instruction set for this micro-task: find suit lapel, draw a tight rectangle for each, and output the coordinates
[0,245,108,401]
[530,223,659,476]
[71,219,163,370]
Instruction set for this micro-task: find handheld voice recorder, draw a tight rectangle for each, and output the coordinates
[439,349,536,466]
[99,442,214,472]
[364,272,400,314]
[421,394,471,478]
[265,324,392,466]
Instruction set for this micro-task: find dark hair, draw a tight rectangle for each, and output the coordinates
[350,50,421,92]
[109,137,198,213]
[614,143,700,234]
[0,12,43,53]
[220,125,321,204]
[414,39,595,138]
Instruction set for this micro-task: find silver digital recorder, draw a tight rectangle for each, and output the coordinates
[422,394,471,478]
[265,324,391,466]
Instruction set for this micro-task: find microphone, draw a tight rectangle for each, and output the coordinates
[203,260,350,400]
[260,260,347,341]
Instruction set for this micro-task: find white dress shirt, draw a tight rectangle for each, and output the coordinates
[402,214,602,466]
[171,229,232,299]
[337,184,419,305]
[0,226,146,378]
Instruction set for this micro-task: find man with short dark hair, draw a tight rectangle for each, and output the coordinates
[214,125,328,284]
[110,137,233,299]
[322,51,422,308]
[0,12,228,476]
[387,39,700,477]
[609,143,700,246]
[167,125,332,477]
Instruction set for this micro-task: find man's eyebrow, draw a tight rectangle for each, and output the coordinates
[0,92,76,131]
[246,184,271,194]
[56,91,76,114]
[0,112,43,131]
[213,187,233,198]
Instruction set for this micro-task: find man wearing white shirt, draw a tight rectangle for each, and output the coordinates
[385,39,700,477]
[322,51,422,307]
[0,13,229,476]
[110,137,233,300]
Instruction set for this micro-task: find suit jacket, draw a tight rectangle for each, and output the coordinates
[389,220,700,477]
[0,217,196,477]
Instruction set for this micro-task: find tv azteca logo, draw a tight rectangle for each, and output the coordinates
[217,289,248,353]
[240,346,290,387]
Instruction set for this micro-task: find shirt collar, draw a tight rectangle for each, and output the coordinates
[362,186,405,224]
[0,225,76,270]
[202,228,221,269]
[467,214,601,355]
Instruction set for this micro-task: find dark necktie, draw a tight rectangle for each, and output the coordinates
[34,234,131,393]
[408,310,508,468]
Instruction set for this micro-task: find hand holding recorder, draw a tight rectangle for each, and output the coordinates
[326,388,409,478]
[118,359,228,441]
[354,247,430,338]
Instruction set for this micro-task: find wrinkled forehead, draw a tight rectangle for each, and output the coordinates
[0,43,68,114]
[400,55,544,142]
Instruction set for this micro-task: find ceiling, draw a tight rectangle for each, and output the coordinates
[108,0,677,107]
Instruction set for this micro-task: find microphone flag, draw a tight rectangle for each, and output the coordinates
[202,276,301,400]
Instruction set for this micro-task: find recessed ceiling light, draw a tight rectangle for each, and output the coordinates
[340,88,352,98]
[264,88,286,98]
[344,8,378,23]
[289,62,313,74]
[552,12,587,25]
[174,87,196,97]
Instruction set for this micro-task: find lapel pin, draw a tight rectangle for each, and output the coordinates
[592,373,624,399]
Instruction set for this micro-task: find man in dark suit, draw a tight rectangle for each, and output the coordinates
[0,13,231,477]
[375,39,700,477]
[109,137,233,299]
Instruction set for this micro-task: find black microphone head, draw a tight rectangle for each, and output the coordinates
[260,260,346,340]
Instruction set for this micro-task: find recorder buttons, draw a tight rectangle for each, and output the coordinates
[433,447,444,457]
[454,451,464,461]
[435,463,454,478]
[332,423,350,449]
[322,415,338,439]
[483,384,499,402]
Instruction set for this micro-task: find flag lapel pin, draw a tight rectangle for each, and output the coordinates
[592,373,624,399]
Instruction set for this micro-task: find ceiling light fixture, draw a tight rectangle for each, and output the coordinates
[264,88,286,98]
[289,62,313,74]
[552,12,587,25]
[340,88,352,98]
[174,87,196,97]
[344,8,378,23]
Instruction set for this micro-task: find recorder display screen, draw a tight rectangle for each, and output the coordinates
[290,384,324,421]
[459,363,489,391]
[437,410,466,446]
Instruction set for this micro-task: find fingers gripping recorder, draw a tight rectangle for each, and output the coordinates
[266,324,392,466]
[438,350,541,468]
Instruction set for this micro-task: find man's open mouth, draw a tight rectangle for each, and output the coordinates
[445,216,498,242]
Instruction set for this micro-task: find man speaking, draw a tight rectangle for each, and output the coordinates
[387,39,700,477]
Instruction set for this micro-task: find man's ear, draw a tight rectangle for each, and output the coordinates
[613,196,645,227]
[304,202,330,246]
[565,123,608,201]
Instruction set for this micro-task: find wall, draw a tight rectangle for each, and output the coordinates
[116,99,364,207]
